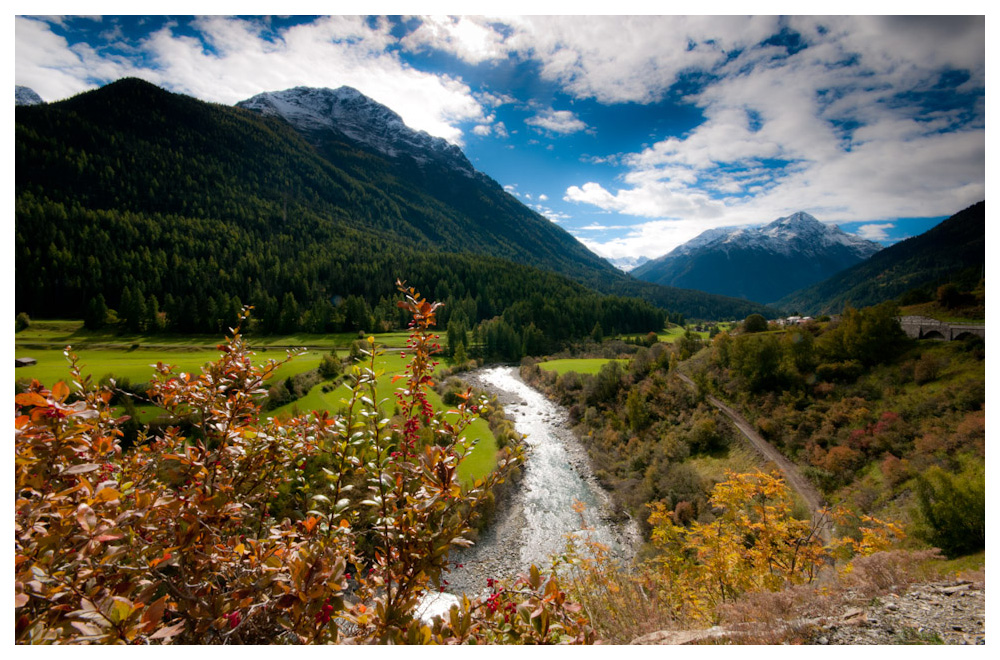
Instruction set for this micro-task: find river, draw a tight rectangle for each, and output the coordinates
[417,366,640,619]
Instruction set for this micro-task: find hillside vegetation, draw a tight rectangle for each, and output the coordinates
[523,302,984,557]
[777,202,985,315]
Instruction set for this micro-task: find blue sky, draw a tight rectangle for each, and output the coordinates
[14,10,986,266]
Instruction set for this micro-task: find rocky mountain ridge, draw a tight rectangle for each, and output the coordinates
[632,211,882,305]
[237,86,476,178]
[15,85,42,106]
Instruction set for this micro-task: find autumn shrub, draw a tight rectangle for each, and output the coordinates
[912,456,985,558]
[558,537,678,644]
[644,471,903,625]
[14,283,595,645]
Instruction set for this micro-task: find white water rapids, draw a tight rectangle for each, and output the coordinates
[416,366,638,620]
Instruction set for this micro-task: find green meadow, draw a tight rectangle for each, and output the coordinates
[537,358,628,376]
[15,321,497,484]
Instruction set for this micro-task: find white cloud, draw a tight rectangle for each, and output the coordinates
[401,15,508,65]
[499,15,782,104]
[15,15,488,144]
[473,124,492,136]
[578,218,737,261]
[530,204,570,223]
[538,194,548,201]
[15,16,153,101]
[563,15,984,255]
[854,223,895,242]
[525,108,587,135]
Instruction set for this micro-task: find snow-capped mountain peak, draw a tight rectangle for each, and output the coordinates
[16,85,43,106]
[236,86,475,177]
[631,211,883,304]
[604,255,650,272]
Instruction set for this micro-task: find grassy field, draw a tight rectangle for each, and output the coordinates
[14,345,330,387]
[537,358,628,376]
[657,325,713,343]
[14,319,413,351]
[15,320,497,484]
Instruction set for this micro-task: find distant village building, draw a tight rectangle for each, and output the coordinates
[15,357,37,368]
[775,316,814,327]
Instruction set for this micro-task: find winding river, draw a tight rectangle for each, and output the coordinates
[417,366,639,619]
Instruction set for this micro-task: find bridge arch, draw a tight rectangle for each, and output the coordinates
[921,330,946,340]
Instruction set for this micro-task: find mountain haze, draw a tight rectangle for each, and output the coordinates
[776,202,985,315]
[632,212,882,305]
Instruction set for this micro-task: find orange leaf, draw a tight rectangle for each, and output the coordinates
[51,381,70,403]
[14,392,48,408]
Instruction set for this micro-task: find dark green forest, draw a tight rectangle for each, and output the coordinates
[15,78,772,357]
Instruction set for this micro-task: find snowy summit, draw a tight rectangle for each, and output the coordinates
[237,86,476,177]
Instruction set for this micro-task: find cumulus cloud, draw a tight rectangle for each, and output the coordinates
[473,15,782,104]
[530,204,571,223]
[578,217,738,261]
[564,15,984,257]
[525,108,587,135]
[15,16,157,101]
[854,223,895,242]
[400,15,508,65]
[15,15,488,144]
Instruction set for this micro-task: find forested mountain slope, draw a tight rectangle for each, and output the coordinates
[15,78,771,338]
[776,202,985,315]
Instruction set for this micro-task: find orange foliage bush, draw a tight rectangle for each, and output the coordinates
[15,283,593,645]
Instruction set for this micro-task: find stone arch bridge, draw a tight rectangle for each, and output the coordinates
[898,315,985,342]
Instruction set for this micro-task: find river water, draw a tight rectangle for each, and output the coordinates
[417,366,639,620]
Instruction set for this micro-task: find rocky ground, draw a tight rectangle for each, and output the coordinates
[812,577,985,645]
[632,576,985,645]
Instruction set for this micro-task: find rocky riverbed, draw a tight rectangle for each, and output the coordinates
[418,366,640,619]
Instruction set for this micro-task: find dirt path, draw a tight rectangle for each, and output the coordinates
[675,373,831,544]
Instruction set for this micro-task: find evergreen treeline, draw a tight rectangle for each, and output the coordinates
[15,193,665,352]
[15,78,764,349]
